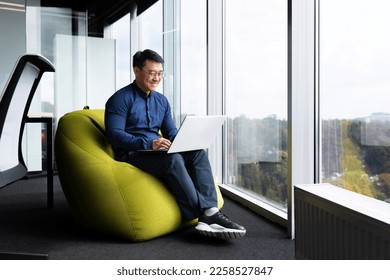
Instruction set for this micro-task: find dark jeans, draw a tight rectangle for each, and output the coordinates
[124,149,218,220]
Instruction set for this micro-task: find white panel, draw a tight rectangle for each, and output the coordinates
[288,0,316,239]
[23,123,42,171]
[0,64,39,170]
[54,34,87,123]
[86,37,116,109]
[54,35,115,122]
[296,183,390,223]
[207,0,224,182]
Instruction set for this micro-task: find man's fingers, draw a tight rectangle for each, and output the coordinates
[154,138,171,149]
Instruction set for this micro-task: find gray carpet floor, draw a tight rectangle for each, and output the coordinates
[0,175,295,260]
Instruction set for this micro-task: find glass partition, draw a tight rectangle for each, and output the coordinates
[24,2,116,172]
[26,2,116,122]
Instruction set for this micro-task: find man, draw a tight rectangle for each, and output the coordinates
[105,49,245,239]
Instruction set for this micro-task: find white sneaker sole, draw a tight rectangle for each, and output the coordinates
[195,222,246,239]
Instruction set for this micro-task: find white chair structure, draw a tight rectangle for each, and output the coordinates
[0,54,54,188]
[0,54,54,260]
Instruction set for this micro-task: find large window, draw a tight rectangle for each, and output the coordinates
[109,14,131,90]
[320,0,390,203]
[139,1,163,54]
[138,1,164,97]
[224,0,288,209]
[138,0,207,123]
[180,0,207,117]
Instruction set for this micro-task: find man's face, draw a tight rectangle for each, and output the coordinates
[134,59,163,94]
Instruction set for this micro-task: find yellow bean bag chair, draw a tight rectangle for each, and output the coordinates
[54,108,224,242]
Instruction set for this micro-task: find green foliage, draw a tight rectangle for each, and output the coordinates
[230,115,288,206]
[325,118,390,200]
[229,114,390,205]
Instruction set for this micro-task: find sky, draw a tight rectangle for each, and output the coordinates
[110,0,390,120]
[320,0,390,119]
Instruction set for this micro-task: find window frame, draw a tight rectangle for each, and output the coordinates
[127,0,319,239]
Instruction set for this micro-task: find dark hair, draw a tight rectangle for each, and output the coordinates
[132,49,164,69]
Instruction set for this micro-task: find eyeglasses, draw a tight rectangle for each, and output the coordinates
[140,68,166,79]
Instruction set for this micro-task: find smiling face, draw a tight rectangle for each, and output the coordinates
[134,59,163,95]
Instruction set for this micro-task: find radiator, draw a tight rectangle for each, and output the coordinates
[294,183,390,259]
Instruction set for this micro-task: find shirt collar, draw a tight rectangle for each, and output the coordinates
[132,80,153,98]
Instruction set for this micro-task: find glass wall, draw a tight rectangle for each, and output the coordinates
[139,1,163,54]
[108,14,131,90]
[138,0,164,96]
[224,0,288,209]
[17,0,389,229]
[21,0,290,221]
[26,2,116,122]
[320,0,390,203]
[136,0,207,122]
[180,0,207,117]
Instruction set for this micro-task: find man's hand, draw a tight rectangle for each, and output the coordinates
[152,137,171,150]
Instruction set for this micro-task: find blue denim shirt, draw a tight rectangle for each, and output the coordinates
[105,81,177,160]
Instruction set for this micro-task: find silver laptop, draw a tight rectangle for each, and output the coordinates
[139,115,227,154]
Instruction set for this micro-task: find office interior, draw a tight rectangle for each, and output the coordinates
[0,0,389,260]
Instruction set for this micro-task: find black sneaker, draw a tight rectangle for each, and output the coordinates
[195,211,246,239]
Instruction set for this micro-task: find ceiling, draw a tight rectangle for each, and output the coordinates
[37,0,159,37]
